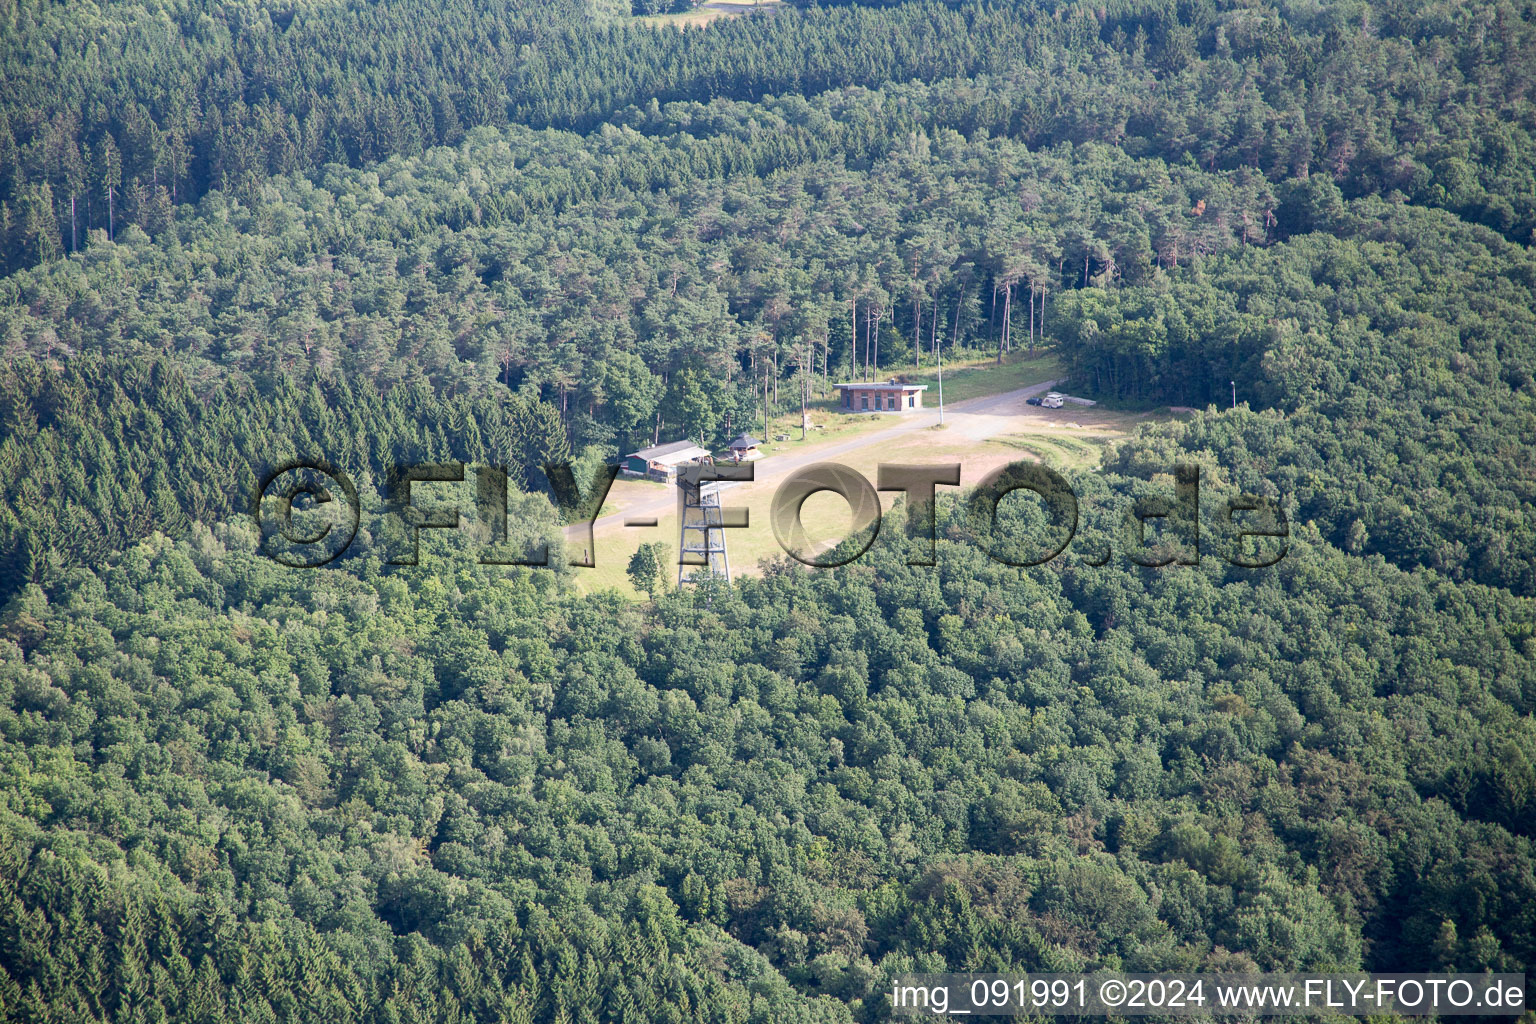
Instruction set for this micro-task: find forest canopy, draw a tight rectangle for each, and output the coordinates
[0,0,1534,1020]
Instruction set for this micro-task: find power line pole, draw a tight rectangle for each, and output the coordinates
[937,339,945,425]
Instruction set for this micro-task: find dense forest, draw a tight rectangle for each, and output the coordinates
[0,356,573,601]
[1,0,1534,1020]
[4,88,1532,592]
[1,501,1533,1020]
[1063,199,1536,594]
[4,0,1536,275]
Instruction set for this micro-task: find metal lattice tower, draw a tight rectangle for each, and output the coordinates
[678,461,731,587]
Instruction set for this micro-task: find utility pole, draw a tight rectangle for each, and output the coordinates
[937,340,945,426]
[800,339,809,440]
[1230,380,1236,410]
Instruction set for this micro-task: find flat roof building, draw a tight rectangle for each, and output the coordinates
[833,379,928,413]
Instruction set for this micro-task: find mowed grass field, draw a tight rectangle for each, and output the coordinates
[894,348,1067,405]
[573,355,1180,598]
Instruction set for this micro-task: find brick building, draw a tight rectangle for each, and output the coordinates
[833,379,928,413]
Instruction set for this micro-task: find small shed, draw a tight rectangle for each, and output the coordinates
[833,378,928,413]
[727,434,763,461]
[623,440,711,482]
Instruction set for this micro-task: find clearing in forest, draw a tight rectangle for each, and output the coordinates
[574,355,1183,596]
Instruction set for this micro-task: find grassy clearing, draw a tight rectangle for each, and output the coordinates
[579,432,1096,599]
[575,490,852,598]
[726,408,874,462]
[749,349,1066,452]
[994,433,1104,469]
[805,349,1064,409]
[899,350,1066,405]
[572,349,1135,598]
[658,350,1068,477]
[634,0,780,29]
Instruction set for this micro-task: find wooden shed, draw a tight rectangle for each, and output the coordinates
[622,440,712,482]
